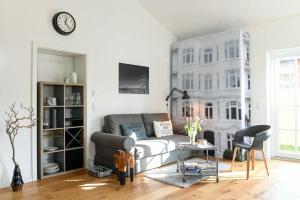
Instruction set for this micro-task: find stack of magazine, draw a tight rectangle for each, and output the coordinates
[184,163,201,175]
[184,161,215,175]
[88,159,112,177]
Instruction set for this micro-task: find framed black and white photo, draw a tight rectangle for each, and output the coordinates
[119,63,149,94]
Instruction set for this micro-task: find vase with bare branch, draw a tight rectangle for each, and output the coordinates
[4,103,36,192]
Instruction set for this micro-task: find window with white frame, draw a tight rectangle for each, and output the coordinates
[205,103,213,119]
[216,72,219,89]
[204,74,213,90]
[182,73,193,90]
[216,46,219,61]
[182,101,194,117]
[226,69,240,88]
[198,74,201,89]
[225,40,239,60]
[227,133,234,150]
[226,101,241,120]
[183,48,194,65]
[204,48,213,64]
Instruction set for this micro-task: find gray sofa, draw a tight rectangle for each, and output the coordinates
[91,113,189,173]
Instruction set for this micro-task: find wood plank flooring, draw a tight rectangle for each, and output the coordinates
[0,159,300,200]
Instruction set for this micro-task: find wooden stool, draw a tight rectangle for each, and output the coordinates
[114,150,135,185]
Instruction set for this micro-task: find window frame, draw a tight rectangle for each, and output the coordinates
[182,73,194,90]
[183,48,194,65]
[226,69,240,88]
[204,47,213,64]
[182,101,194,117]
[204,73,213,91]
[225,101,242,120]
[205,103,213,119]
[224,39,240,60]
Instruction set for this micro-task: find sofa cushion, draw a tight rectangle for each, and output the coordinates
[134,135,189,159]
[141,113,169,137]
[153,120,173,137]
[104,114,143,135]
[120,123,148,141]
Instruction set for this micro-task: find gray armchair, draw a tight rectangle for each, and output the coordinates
[231,125,271,179]
[91,132,135,169]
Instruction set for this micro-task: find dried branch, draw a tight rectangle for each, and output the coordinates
[4,103,36,165]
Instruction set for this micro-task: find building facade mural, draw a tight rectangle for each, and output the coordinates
[171,30,250,158]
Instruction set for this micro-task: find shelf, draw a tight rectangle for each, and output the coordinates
[66,126,84,129]
[43,128,64,131]
[65,105,84,108]
[43,149,65,154]
[44,105,64,108]
[38,82,85,179]
[66,147,84,151]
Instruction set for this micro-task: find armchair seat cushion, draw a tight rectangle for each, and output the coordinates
[134,135,189,159]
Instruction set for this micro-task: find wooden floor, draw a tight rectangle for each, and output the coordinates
[1,159,300,200]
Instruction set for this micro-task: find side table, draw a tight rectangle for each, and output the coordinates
[114,150,135,185]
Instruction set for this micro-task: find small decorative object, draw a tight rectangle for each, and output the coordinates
[72,72,78,84]
[46,97,57,106]
[4,103,36,191]
[184,116,203,145]
[75,92,81,105]
[197,139,208,146]
[52,12,76,35]
[44,146,58,152]
[43,163,60,174]
[63,73,71,83]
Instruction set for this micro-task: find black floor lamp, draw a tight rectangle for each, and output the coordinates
[165,88,190,113]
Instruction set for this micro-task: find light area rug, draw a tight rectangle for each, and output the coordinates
[144,158,230,188]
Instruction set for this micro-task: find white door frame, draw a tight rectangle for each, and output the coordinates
[268,47,300,159]
[31,42,88,181]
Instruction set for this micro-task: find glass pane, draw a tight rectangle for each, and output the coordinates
[231,108,237,119]
[278,130,296,153]
[277,106,296,130]
[229,47,235,58]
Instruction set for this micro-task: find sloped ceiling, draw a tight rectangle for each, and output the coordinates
[140,0,300,39]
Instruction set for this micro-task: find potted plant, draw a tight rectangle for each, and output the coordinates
[184,116,203,145]
[4,103,36,191]
[223,149,233,160]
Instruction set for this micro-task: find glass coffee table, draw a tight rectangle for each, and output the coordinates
[176,142,219,183]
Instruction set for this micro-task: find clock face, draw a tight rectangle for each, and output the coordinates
[53,12,76,35]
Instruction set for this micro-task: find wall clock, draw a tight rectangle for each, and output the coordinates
[52,12,76,35]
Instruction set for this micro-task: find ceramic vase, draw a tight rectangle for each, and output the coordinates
[11,164,24,192]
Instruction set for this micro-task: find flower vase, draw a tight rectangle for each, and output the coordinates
[188,131,197,145]
[11,164,24,192]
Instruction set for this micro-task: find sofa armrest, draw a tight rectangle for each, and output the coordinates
[91,132,135,169]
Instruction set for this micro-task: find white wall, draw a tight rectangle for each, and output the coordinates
[0,0,176,188]
[245,16,300,158]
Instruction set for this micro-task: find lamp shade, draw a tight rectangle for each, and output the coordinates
[182,90,190,100]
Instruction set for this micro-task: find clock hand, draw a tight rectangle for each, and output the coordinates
[65,22,71,29]
[64,18,71,30]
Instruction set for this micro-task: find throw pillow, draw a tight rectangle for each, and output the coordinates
[153,120,173,138]
[120,123,148,141]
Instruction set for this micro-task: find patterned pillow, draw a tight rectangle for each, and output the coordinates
[120,123,148,141]
[153,120,173,138]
